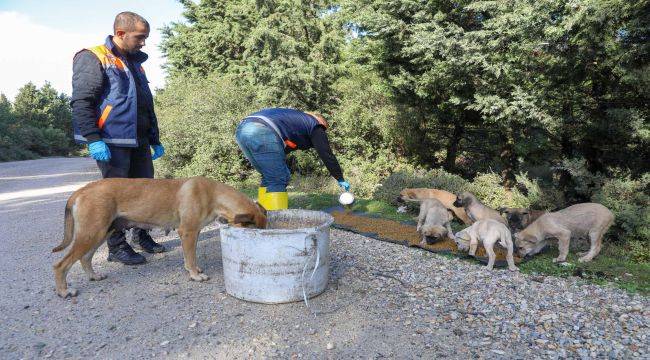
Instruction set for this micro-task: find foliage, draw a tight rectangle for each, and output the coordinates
[0,83,75,162]
[154,75,262,185]
[592,173,650,246]
[374,167,564,210]
[161,0,344,110]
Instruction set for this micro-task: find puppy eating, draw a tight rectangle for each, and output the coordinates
[416,198,455,246]
[397,188,472,225]
[498,207,547,232]
[455,219,518,271]
[514,203,614,263]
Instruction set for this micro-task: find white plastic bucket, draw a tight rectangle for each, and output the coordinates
[219,209,334,304]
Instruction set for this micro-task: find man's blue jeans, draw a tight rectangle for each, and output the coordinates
[235,121,290,192]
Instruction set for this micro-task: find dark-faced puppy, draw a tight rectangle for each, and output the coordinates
[416,198,455,245]
[498,207,547,231]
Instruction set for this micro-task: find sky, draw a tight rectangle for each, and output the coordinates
[0,0,186,100]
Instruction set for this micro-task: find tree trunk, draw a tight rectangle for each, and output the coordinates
[443,120,464,173]
[500,127,517,190]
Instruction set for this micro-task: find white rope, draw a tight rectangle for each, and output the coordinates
[301,233,320,315]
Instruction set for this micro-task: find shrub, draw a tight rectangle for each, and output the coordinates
[629,241,650,263]
[154,75,262,185]
[592,174,650,255]
[374,167,565,212]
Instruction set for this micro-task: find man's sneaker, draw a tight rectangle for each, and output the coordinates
[133,229,166,254]
[107,242,146,265]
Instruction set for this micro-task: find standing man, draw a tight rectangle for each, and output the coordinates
[70,12,166,265]
[235,108,351,210]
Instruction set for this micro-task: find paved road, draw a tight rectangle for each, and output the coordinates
[0,157,647,359]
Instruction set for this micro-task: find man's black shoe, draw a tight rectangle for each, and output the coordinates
[107,243,146,265]
[133,229,166,254]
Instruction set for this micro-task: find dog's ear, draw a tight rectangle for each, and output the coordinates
[233,213,254,224]
[255,201,267,216]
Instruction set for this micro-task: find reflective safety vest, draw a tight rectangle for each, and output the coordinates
[73,36,157,147]
[244,108,328,150]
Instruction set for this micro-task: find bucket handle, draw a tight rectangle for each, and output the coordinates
[301,232,320,312]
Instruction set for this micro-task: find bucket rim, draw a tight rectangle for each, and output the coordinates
[221,209,334,234]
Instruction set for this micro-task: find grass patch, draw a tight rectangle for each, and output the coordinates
[519,246,650,294]
[241,188,649,295]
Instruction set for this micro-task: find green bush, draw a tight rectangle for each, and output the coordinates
[374,167,565,211]
[629,241,650,263]
[592,174,650,252]
[155,75,262,185]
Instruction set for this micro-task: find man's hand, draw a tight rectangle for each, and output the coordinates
[151,144,165,160]
[88,140,111,162]
[338,180,351,191]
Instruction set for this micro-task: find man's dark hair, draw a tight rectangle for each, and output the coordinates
[113,12,149,33]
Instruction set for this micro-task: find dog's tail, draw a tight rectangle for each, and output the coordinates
[52,196,75,252]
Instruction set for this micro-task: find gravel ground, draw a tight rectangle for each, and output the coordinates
[0,158,648,359]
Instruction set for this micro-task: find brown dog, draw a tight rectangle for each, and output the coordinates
[453,192,508,226]
[397,188,472,225]
[498,207,547,231]
[416,198,455,245]
[52,177,267,298]
[514,203,614,263]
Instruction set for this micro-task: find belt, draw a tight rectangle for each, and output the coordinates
[243,116,297,149]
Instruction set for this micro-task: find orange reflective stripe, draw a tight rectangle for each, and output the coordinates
[86,45,127,71]
[284,139,297,149]
[97,105,113,129]
[114,58,125,71]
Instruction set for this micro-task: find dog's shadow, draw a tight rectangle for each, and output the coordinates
[81,226,227,289]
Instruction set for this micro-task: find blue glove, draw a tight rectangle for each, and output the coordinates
[88,140,111,162]
[338,180,351,191]
[151,144,165,160]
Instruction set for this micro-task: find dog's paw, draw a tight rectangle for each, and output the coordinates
[89,273,107,281]
[552,257,566,263]
[190,273,210,282]
[485,266,494,271]
[577,256,592,263]
[57,288,78,298]
[509,266,519,272]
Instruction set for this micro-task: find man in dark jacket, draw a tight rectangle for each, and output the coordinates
[235,108,350,210]
[70,12,166,265]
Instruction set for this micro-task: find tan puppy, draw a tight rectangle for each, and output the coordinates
[453,192,508,226]
[514,203,614,263]
[416,198,455,245]
[498,207,547,231]
[52,177,267,298]
[455,219,517,271]
[397,188,472,225]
